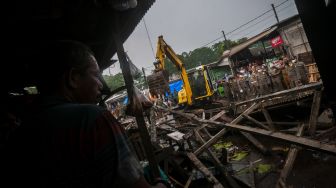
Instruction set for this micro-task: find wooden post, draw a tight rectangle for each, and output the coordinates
[308,90,322,136]
[112,14,160,179]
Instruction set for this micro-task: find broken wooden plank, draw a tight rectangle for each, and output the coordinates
[156,117,175,126]
[242,114,270,130]
[161,107,336,155]
[157,103,269,155]
[232,103,261,123]
[249,161,255,188]
[240,131,268,154]
[184,169,195,188]
[308,90,322,136]
[193,103,268,155]
[261,106,275,130]
[224,123,336,155]
[193,130,240,188]
[186,152,224,188]
[276,124,305,187]
[260,121,300,126]
[234,82,322,107]
[315,126,336,140]
[210,110,227,121]
[228,103,269,154]
[169,175,185,187]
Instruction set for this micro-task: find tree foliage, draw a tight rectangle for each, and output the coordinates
[163,38,247,76]
[103,73,125,90]
[104,37,248,90]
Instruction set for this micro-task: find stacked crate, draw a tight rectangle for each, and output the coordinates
[305,63,320,83]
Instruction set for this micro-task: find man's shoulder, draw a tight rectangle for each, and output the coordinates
[61,104,112,123]
[50,102,105,116]
[37,101,112,128]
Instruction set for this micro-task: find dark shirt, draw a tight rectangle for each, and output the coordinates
[3,96,142,188]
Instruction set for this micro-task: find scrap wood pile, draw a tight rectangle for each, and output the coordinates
[120,94,336,188]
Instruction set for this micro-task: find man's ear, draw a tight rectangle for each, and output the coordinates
[68,68,81,89]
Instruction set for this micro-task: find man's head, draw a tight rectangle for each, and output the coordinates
[36,40,103,104]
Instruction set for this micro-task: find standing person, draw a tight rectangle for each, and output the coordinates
[287,60,298,88]
[281,60,291,90]
[2,40,166,188]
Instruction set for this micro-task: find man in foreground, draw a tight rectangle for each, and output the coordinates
[3,40,166,188]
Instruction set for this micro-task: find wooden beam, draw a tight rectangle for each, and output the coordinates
[224,123,336,155]
[242,114,270,130]
[261,106,275,130]
[277,124,305,187]
[186,152,224,188]
[194,127,228,156]
[308,90,322,136]
[184,170,195,188]
[157,105,336,154]
[315,126,336,140]
[168,176,185,188]
[112,15,160,179]
[234,82,322,107]
[260,121,300,126]
[195,103,268,155]
[193,104,260,155]
[156,118,175,126]
[249,161,256,188]
[157,103,268,155]
[193,130,240,188]
[210,110,227,121]
[181,109,335,154]
[240,132,268,154]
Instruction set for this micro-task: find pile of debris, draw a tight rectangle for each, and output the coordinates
[118,81,336,188]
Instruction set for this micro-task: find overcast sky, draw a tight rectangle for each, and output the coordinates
[103,0,298,76]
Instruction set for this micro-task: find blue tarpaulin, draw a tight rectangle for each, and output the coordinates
[169,79,183,97]
[123,96,128,105]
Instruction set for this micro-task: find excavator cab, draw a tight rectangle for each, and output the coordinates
[178,65,214,105]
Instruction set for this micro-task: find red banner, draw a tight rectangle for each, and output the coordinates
[271,36,283,47]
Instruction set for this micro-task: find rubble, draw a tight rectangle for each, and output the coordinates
[113,80,335,188]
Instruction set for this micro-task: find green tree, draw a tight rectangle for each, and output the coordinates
[237,37,248,45]
[186,47,217,68]
[152,38,247,77]
[103,73,125,90]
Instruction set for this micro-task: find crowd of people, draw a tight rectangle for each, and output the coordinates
[216,56,310,102]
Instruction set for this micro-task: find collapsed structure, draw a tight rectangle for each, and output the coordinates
[2,0,335,188]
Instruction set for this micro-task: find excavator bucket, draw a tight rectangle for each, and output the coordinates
[147,70,170,96]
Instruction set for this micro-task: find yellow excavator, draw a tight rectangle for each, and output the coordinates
[147,35,214,106]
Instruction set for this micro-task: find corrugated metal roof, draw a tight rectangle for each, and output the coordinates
[3,0,156,93]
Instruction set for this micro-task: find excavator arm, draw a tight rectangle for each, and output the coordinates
[155,36,193,105]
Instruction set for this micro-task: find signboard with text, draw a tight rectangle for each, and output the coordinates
[271,35,283,47]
